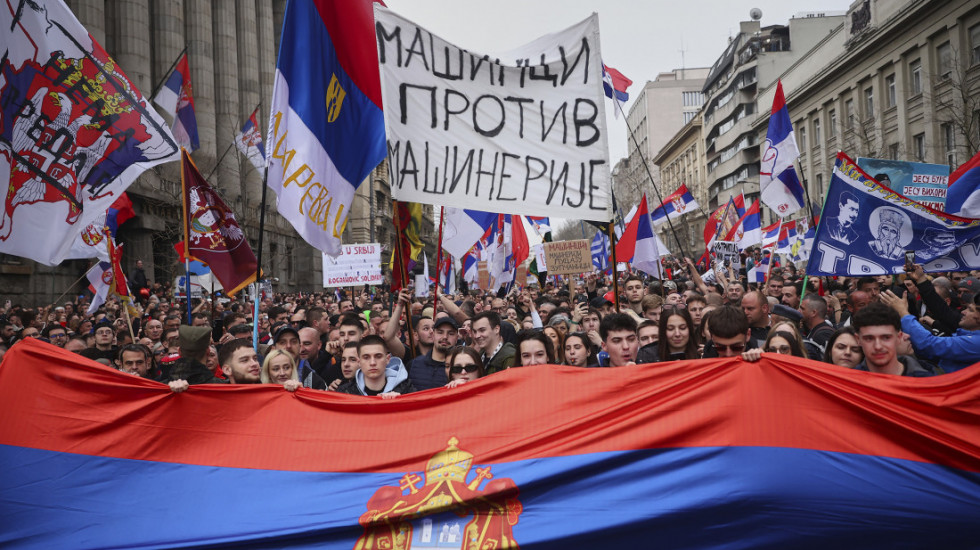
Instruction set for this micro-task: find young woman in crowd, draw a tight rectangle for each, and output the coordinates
[445,346,484,388]
[823,327,863,369]
[563,332,598,367]
[658,306,700,362]
[542,325,565,364]
[515,329,557,367]
[762,331,808,359]
[261,349,300,391]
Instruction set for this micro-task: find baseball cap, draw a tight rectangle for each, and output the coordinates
[433,317,459,330]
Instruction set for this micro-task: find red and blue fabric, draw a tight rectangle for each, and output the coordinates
[615,194,661,277]
[153,53,199,151]
[945,148,980,217]
[441,208,498,258]
[760,80,804,216]
[650,183,699,227]
[3,340,980,548]
[235,107,266,172]
[725,198,762,250]
[602,63,632,118]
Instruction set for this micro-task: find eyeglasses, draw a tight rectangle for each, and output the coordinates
[449,364,479,374]
[714,342,746,353]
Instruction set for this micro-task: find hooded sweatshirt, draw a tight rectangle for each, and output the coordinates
[338,356,415,396]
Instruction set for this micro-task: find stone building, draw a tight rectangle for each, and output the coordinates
[751,0,980,209]
[0,0,431,303]
[652,111,709,258]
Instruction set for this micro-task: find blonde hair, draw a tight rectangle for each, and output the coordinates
[260,349,299,384]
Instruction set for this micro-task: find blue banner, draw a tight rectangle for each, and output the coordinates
[808,153,980,276]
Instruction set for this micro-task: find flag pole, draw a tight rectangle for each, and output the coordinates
[393,200,417,358]
[433,206,446,317]
[607,223,620,310]
[178,148,193,323]
[799,165,835,299]
[149,46,188,102]
[204,141,237,182]
[253,164,269,353]
[616,100,691,261]
[50,263,101,308]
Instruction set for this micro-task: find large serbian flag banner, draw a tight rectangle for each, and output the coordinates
[2,339,980,549]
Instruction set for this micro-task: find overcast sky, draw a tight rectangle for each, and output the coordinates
[383,0,856,238]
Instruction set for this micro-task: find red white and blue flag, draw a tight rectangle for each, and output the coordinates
[234,107,265,173]
[3,340,980,548]
[775,220,800,253]
[704,195,746,247]
[602,63,632,118]
[0,0,179,265]
[152,53,200,151]
[945,148,980,217]
[760,81,804,216]
[761,219,782,248]
[442,208,498,259]
[66,193,136,261]
[725,199,762,250]
[526,216,552,239]
[650,184,699,227]
[615,194,662,278]
[267,0,387,257]
[748,250,772,283]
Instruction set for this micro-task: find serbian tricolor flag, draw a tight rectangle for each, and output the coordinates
[3,340,980,548]
[615,194,662,277]
[775,220,800,253]
[267,0,387,257]
[66,193,136,262]
[760,80,804,216]
[602,63,632,119]
[748,251,772,283]
[153,52,200,151]
[441,208,497,258]
[234,107,266,173]
[650,184,699,227]
[725,199,762,250]
[945,148,980,217]
[761,219,782,248]
[704,195,746,247]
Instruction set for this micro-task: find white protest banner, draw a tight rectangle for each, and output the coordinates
[322,243,383,288]
[375,7,612,221]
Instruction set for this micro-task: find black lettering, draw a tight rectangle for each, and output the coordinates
[375,22,403,66]
[559,39,591,85]
[541,101,568,144]
[449,146,474,194]
[523,156,548,200]
[547,160,569,204]
[430,33,463,80]
[474,149,499,198]
[503,96,532,139]
[472,95,505,137]
[399,83,437,127]
[496,153,519,201]
[528,54,558,87]
[587,159,605,210]
[566,163,586,208]
[400,141,419,190]
[404,27,430,71]
[573,98,599,146]
[443,89,470,131]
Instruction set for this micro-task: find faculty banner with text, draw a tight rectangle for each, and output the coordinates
[375,7,612,221]
[2,339,980,549]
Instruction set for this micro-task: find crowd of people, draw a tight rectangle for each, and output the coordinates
[2,255,978,396]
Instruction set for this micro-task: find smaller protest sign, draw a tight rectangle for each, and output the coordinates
[322,244,383,288]
[544,240,593,275]
[857,158,950,211]
[711,241,740,271]
[477,261,490,291]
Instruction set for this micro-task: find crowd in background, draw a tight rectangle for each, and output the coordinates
[3,251,979,396]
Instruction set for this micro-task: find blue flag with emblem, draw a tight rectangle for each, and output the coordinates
[808,152,980,276]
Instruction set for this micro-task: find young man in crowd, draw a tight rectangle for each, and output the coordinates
[336,335,414,397]
[851,302,935,377]
[220,339,261,384]
[471,312,516,374]
[624,276,646,317]
[880,288,980,373]
[704,306,754,358]
[599,313,639,367]
[635,319,660,364]
[740,291,771,344]
[409,317,459,390]
[800,294,836,359]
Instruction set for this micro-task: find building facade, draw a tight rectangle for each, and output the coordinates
[652,111,708,258]
[752,0,980,214]
[702,13,844,221]
[617,68,710,209]
[0,0,429,303]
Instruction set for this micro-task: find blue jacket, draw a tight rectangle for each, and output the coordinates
[901,315,980,373]
[338,356,415,396]
[409,352,448,391]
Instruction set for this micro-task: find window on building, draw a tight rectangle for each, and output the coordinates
[885,74,896,107]
[815,174,824,197]
[798,125,807,150]
[913,133,925,162]
[938,41,952,78]
[909,59,922,95]
[845,98,855,127]
[942,123,956,167]
[888,143,899,160]
[829,109,837,137]
[864,87,874,118]
[972,24,980,66]
[813,118,821,145]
